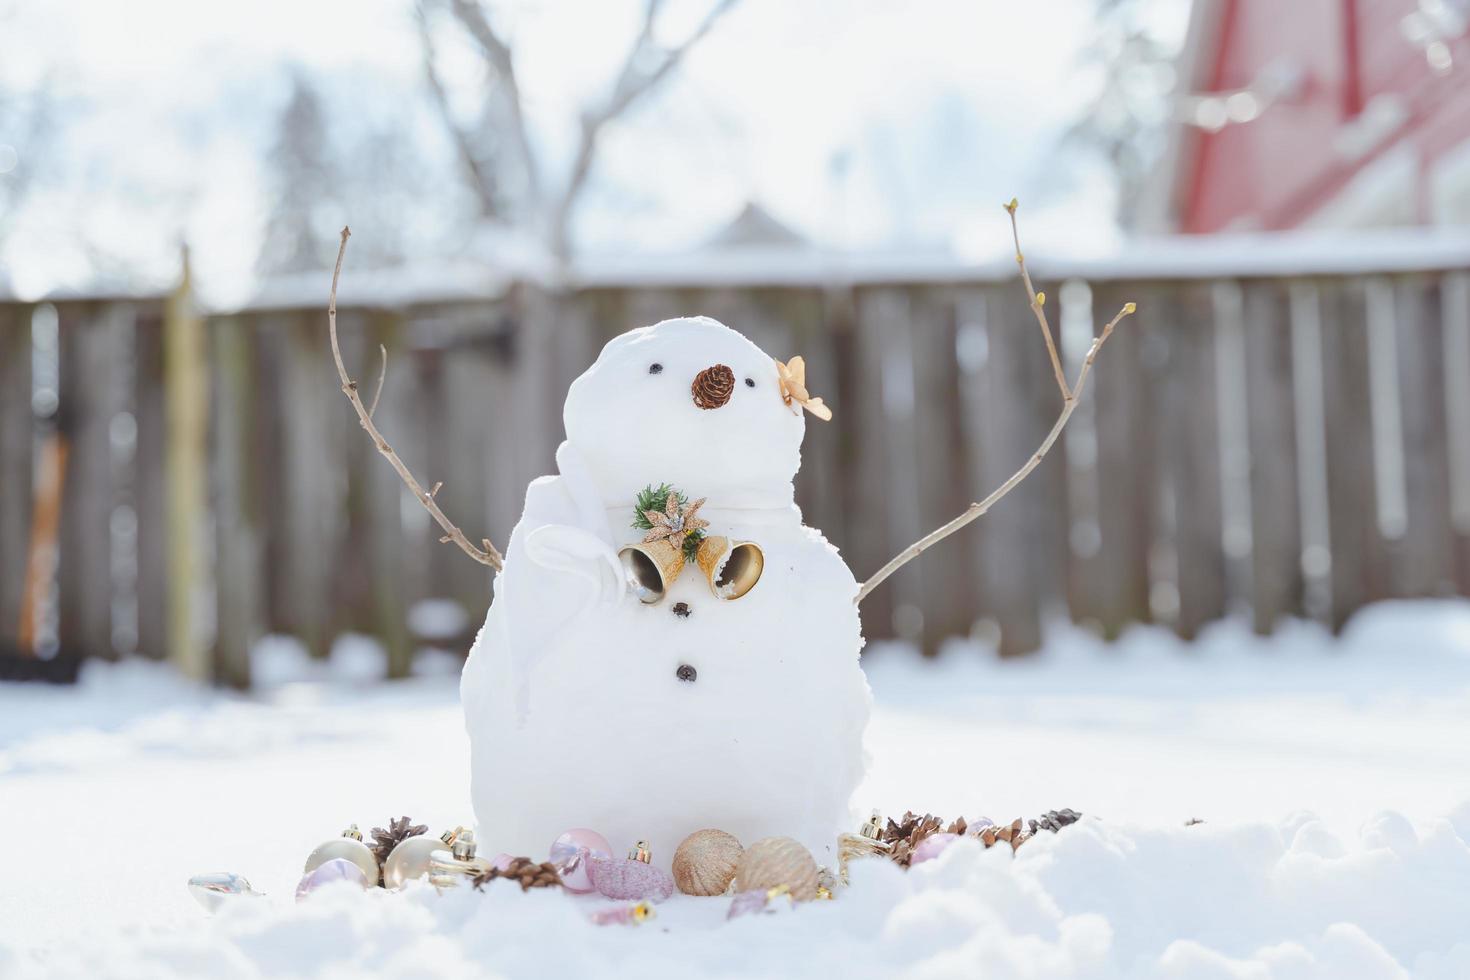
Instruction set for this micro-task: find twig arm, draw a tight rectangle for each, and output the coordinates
[854,202,1136,604]
[328,227,504,570]
[1005,198,1069,401]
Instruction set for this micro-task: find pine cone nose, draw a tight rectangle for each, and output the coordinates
[691,364,735,409]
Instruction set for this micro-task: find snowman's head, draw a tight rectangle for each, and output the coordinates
[564,317,806,507]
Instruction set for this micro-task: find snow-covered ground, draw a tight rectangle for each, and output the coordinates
[3,600,1469,979]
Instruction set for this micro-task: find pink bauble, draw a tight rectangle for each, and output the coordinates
[586,855,675,902]
[911,833,959,865]
[295,857,370,901]
[549,828,613,894]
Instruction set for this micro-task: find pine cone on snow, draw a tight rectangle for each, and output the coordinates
[370,816,428,867]
[1028,808,1082,835]
[979,818,1031,852]
[879,811,970,867]
[472,857,563,891]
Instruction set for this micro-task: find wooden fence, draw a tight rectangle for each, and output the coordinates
[3,240,1469,685]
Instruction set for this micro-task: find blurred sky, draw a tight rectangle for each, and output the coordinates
[0,0,1189,305]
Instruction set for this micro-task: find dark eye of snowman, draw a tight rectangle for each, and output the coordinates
[649,363,663,375]
[744,378,755,388]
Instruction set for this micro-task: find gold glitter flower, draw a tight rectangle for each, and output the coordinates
[642,493,709,545]
[775,356,833,421]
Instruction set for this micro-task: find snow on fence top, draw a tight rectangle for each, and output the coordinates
[237,228,1470,311]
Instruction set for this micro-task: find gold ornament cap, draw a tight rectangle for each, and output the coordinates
[343,824,364,841]
[452,831,477,861]
[629,841,652,864]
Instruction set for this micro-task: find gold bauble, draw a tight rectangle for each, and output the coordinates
[672,829,744,897]
[304,825,380,885]
[383,830,457,889]
[733,836,819,901]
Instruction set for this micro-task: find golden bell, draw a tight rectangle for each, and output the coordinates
[695,536,764,600]
[618,538,687,603]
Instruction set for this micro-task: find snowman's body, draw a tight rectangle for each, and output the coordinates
[462,317,870,866]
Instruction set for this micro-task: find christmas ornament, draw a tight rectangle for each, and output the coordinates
[384,827,462,889]
[641,490,709,548]
[910,832,959,865]
[304,825,381,885]
[549,828,613,894]
[187,872,263,913]
[589,901,655,927]
[727,884,795,920]
[427,830,492,889]
[734,836,819,901]
[691,364,736,409]
[618,537,686,603]
[296,857,372,901]
[838,809,891,880]
[472,857,564,891]
[774,356,833,421]
[672,829,744,897]
[370,816,428,869]
[694,536,764,600]
[463,316,871,863]
[587,853,675,902]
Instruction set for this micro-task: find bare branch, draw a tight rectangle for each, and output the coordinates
[328,227,504,570]
[1005,198,1069,400]
[367,343,387,419]
[548,0,740,259]
[447,0,541,205]
[416,0,501,217]
[854,205,1136,604]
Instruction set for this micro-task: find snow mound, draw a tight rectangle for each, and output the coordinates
[9,812,1470,979]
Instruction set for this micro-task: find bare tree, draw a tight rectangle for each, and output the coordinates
[0,30,53,264]
[257,71,339,275]
[1065,0,1178,228]
[417,0,740,261]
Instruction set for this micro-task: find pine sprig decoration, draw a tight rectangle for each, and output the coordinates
[471,857,563,891]
[631,484,682,530]
[370,816,428,869]
[631,483,708,559]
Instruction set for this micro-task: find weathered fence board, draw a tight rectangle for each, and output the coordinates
[0,305,31,644]
[1242,280,1303,632]
[4,252,1470,683]
[57,304,117,661]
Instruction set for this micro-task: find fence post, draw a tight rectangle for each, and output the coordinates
[165,248,211,680]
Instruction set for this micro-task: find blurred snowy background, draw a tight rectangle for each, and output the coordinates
[4,1,1470,975]
[0,0,1183,303]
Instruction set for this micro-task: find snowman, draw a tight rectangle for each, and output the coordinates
[461,315,870,867]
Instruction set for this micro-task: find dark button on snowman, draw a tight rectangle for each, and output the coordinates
[461,316,868,866]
